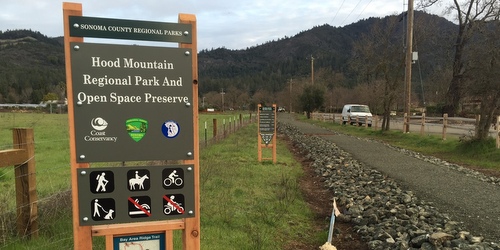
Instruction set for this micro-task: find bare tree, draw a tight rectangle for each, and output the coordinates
[419,0,500,116]
[350,16,406,131]
[462,21,500,140]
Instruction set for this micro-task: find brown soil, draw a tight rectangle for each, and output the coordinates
[282,136,369,250]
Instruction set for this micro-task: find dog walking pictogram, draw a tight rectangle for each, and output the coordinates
[91,198,115,221]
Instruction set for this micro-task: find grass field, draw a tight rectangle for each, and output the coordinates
[0,112,323,249]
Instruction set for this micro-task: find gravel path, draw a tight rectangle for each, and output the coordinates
[278,113,500,243]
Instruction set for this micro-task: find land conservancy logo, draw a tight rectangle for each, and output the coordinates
[126,118,148,142]
[85,117,118,142]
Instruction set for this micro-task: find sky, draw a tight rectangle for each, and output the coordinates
[0,0,444,50]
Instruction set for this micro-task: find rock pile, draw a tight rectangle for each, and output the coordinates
[278,122,500,250]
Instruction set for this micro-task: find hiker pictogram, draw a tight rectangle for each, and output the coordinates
[162,168,184,189]
[90,170,114,194]
[127,169,150,191]
[91,198,115,221]
[163,194,185,215]
[128,196,151,218]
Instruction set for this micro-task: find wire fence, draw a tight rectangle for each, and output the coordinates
[0,112,256,248]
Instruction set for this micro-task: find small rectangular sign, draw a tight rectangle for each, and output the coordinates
[77,165,195,226]
[69,16,192,43]
[114,233,165,250]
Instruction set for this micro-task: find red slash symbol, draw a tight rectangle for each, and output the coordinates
[128,197,151,217]
[163,195,184,214]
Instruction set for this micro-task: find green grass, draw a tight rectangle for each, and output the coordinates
[300,114,500,171]
[1,112,322,249]
[199,123,319,249]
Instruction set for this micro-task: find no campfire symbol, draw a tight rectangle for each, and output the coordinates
[260,133,274,145]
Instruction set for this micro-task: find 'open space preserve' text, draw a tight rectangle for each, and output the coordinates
[77,92,189,105]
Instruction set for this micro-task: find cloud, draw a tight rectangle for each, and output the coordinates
[0,0,445,50]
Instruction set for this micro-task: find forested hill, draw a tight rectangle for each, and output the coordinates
[0,11,456,104]
[0,29,65,103]
[198,11,456,95]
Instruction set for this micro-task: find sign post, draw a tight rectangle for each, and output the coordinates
[63,2,199,249]
[257,104,277,163]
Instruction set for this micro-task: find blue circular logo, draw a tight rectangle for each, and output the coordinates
[161,120,180,138]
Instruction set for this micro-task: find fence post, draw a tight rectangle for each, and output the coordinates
[204,121,207,147]
[403,113,408,133]
[12,128,38,238]
[442,113,448,140]
[223,119,226,138]
[364,115,368,128]
[496,116,500,149]
[213,119,217,141]
[374,115,379,129]
[475,114,480,138]
[420,113,426,136]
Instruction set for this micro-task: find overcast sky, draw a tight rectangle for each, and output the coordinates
[0,0,443,50]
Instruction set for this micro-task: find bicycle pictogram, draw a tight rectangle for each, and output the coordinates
[162,169,184,188]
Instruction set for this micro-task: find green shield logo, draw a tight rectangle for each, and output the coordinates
[126,118,148,142]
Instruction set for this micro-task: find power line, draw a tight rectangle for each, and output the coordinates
[340,0,365,26]
[330,0,347,25]
[354,0,375,21]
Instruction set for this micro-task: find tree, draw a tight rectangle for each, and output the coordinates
[350,16,405,131]
[299,85,324,119]
[419,0,500,116]
[462,21,500,140]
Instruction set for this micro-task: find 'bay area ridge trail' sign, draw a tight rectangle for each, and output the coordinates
[257,104,277,163]
[63,2,200,250]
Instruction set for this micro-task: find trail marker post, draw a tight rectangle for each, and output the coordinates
[63,2,199,249]
[257,104,277,163]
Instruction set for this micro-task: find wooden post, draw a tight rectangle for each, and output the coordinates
[496,116,500,149]
[63,3,92,250]
[213,119,217,141]
[12,128,38,238]
[179,13,200,250]
[374,115,379,129]
[403,113,408,133]
[475,114,480,138]
[364,115,368,128]
[420,113,425,136]
[442,113,448,140]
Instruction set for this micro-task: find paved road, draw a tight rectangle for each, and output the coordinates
[279,113,500,242]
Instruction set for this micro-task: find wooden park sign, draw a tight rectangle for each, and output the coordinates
[257,104,277,163]
[63,2,199,250]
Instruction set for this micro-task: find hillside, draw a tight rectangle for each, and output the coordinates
[0,11,457,104]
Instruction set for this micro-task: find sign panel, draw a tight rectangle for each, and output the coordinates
[77,165,195,226]
[113,233,165,250]
[70,42,193,162]
[259,106,276,145]
[69,16,192,43]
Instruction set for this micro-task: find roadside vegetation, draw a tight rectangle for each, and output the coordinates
[298,114,500,172]
[0,112,324,249]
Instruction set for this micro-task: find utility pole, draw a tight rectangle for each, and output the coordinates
[404,0,414,133]
[220,88,225,112]
[310,56,315,85]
